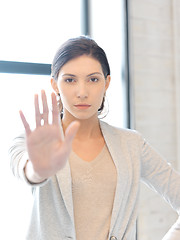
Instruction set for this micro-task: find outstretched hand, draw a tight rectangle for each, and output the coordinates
[19,90,79,183]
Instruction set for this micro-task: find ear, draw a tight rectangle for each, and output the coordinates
[105,75,111,91]
[51,78,59,94]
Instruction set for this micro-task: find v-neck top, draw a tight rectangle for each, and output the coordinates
[69,144,117,240]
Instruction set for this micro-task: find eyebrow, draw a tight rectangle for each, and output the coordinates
[88,72,102,77]
[62,72,103,77]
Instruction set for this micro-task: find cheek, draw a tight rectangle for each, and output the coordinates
[59,91,68,104]
[59,83,68,97]
[96,86,105,99]
[59,87,74,109]
[93,89,105,109]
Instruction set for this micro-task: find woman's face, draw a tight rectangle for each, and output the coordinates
[51,55,110,121]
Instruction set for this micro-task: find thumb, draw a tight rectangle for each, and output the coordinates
[64,121,80,147]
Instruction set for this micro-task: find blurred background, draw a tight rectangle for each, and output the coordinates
[0,0,180,239]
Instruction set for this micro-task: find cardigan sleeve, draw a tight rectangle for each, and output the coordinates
[162,216,180,240]
[140,137,180,239]
[9,133,49,187]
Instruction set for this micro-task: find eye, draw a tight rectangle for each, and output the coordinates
[65,78,75,83]
[90,77,99,82]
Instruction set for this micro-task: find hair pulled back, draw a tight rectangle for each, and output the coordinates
[51,36,110,81]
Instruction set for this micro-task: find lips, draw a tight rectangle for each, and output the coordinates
[74,104,91,109]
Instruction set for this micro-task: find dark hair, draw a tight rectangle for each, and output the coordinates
[51,36,110,115]
[51,36,110,81]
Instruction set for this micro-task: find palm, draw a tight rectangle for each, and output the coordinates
[20,90,79,180]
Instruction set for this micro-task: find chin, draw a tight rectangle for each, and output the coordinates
[64,107,99,121]
[71,112,98,121]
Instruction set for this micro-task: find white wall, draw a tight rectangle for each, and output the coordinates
[128,0,180,239]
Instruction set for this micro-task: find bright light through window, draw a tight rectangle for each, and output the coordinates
[0,0,81,63]
[90,0,125,128]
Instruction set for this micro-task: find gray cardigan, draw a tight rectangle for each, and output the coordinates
[9,121,180,240]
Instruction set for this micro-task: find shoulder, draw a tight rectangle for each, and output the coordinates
[100,120,142,140]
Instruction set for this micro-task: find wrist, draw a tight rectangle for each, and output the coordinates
[24,160,46,184]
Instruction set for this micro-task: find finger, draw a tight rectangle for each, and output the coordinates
[41,90,49,124]
[64,121,80,147]
[51,92,60,126]
[19,110,31,136]
[34,94,41,127]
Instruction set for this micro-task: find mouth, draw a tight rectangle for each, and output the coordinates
[74,104,91,109]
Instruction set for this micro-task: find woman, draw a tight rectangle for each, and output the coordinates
[9,36,180,240]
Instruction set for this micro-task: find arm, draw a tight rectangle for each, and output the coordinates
[9,133,47,186]
[163,217,180,240]
[140,138,180,239]
[9,90,79,185]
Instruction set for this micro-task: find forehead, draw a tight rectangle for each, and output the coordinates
[59,55,103,75]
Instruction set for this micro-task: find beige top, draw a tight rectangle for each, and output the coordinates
[69,144,117,240]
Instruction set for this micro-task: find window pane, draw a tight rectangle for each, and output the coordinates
[90,0,125,127]
[0,0,81,63]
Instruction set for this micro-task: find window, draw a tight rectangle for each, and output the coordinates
[0,0,129,239]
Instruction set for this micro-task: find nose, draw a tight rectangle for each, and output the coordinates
[76,82,88,99]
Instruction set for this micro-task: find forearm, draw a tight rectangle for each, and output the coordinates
[9,134,27,179]
[9,134,48,186]
[24,160,46,184]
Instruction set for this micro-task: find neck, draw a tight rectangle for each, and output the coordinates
[62,114,102,140]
